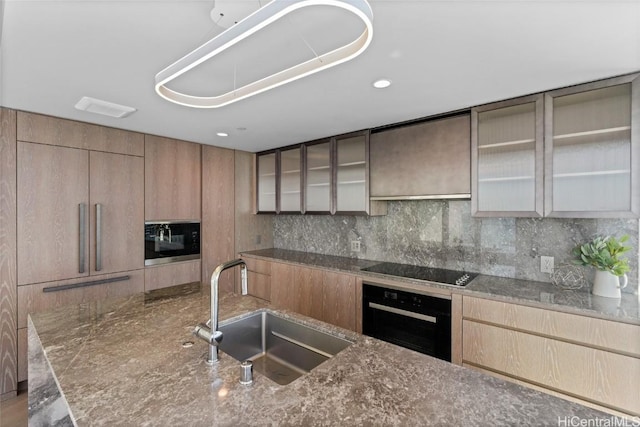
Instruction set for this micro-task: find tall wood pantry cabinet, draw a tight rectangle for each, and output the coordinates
[13,112,145,385]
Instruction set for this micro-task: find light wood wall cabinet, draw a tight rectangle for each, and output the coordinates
[462,296,640,416]
[16,111,144,156]
[145,135,201,220]
[370,114,471,200]
[270,261,357,331]
[471,95,544,217]
[544,74,640,217]
[257,131,385,216]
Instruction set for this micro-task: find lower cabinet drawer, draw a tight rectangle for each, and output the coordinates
[144,260,201,292]
[17,269,144,329]
[463,320,640,415]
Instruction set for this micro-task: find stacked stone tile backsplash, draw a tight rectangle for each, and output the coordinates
[273,200,639,294]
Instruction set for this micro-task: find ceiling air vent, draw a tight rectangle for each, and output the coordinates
[74,96,136,118]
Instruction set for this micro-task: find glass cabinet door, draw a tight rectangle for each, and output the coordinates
[472,95,544,217]
[279,147,301,212]
[257,152,277,212]
[305,140,332,213]
[335,132,368,214]
[545,75,638,217]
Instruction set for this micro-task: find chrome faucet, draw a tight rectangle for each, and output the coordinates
[194,259,247,364]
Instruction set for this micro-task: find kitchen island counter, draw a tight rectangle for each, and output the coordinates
[29,283,615,426]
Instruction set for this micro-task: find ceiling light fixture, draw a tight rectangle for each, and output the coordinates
[74,96,136,118]
[216,132,229,137]
[372,79,391,89]
[155,0,374,109]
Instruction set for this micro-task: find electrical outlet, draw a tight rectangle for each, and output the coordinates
[541,256,554,274]
[351,241,361,252]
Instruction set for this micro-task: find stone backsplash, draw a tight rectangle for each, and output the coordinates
[273,200,640,294]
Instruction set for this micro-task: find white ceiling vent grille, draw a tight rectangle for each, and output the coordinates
[74,96,137,118]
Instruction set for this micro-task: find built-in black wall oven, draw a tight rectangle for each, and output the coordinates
[362,283,452,362]
[144,221,200,266]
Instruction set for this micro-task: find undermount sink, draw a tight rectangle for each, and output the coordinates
[218,311,353,385]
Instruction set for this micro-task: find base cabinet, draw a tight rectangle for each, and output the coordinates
[462,296,640,416]
[271,261,357,331]
[243,257,272,301]
[16,269,144,381]
[144,261,201,292]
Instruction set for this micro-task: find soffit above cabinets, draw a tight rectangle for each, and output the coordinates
[2,1,640,152]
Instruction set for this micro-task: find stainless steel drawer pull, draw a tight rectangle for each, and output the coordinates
[368,302,437,323]
[95,203,103,271]
[42,275,130,293]
[79,203,86,274]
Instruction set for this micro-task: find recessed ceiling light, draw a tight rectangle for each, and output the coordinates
[373,79,392,89]
[74,96,136,118]
[216,132,229,137]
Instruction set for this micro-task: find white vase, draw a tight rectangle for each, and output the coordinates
[592,270,628,299]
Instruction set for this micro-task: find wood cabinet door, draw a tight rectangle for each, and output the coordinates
[322,271,356,331]
[201,145,235,292]
[294,266,323,321]
[90,151,144,275]
[17,142,89,284]
[270,262,295,310]
[145,135,201,220]
[370,114,471,199]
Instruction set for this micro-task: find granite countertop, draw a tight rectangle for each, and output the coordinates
[28,283,617,426]
[240,248,640,325]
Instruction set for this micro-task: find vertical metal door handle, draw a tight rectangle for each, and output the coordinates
[79,203,86,273]
[95,203,102,271]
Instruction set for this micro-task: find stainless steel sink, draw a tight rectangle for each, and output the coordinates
[218,311,352,385]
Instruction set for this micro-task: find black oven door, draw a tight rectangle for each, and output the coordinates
[363,284,451,362]
[145,222,200,265]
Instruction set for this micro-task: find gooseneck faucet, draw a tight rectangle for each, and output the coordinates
[194,258,248,364]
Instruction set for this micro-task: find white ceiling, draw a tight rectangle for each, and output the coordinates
[1,0,639,153]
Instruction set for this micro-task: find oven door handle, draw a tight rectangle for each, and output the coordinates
[368,302,437,323]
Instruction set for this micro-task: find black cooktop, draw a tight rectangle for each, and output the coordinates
[361,262,477,287]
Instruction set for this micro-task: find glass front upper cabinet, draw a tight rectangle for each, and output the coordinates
[304,139,332,213]
[545,74,639,217]
[279,147,301,213]
[472,94,544,217]
[257,152,277,213]
[335,132,368,214]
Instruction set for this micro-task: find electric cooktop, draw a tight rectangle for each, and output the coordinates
[361,262,477,287]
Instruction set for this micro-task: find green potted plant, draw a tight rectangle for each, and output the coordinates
[572,235,631,298]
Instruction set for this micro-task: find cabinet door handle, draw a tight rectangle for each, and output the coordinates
[79,203,86,273]
[43,275,130,293]
[95,203,102,271]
